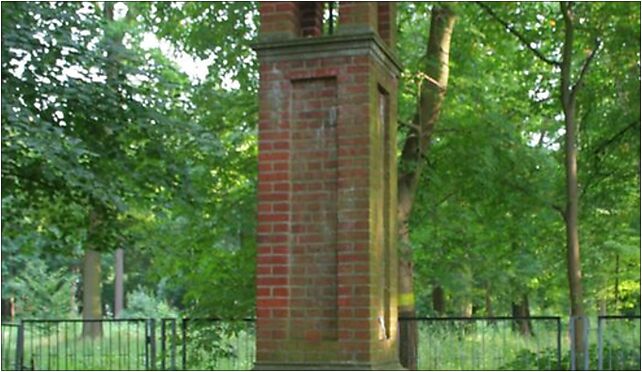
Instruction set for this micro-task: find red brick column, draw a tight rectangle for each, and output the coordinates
[254,2,401,369]
[338,1,378,34]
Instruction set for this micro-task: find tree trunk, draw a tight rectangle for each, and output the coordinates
[432,285,445,315]
[512,294,533,337]
[462,300,473,318]
[1,298,15,321]
[82,249,102,338]
[114,248,124,318]
[614,253,619,311]
[397,6,457,369]
[485,287,494,317]
[560,2,587,366]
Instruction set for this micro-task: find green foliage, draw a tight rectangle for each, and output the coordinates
[8,259,78,319]
[400,1,640,316]
[119,287,177,319]
[1,1,638,326]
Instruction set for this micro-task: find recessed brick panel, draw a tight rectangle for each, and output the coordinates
[290,78,338,341]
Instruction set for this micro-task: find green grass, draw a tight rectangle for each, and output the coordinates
[415,320,564,370]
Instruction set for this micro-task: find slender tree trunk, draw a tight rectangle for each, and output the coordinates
[485,286,494,317]
[512,294,533,337]
[70,265,79,316]
[82,249,103,338]
[397,6,457,369]
[1,298,15,321]
[614,253,619,311]
[462,300,473,317]
[560,2,587,366]
[114,248,124,318]
[432,285,446,315]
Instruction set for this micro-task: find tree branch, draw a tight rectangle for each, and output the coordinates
[476,2,561,66]
[571,38,601,99]
[593,120,639,155]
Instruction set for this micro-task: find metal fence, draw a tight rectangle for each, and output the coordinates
[1,318,255,371]
[597,315,641,371]
[401,316,562,370]
[1,316,639,370]
[1,322,20,370]
[19,319,151,370]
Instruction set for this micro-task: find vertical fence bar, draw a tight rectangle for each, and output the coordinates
[15,322,24,371]
[181,319,187,370]
[583,317,589,371]
[150,319,156,371]
[161,320,166,371]
[570,316,576,371]
[597,316,603,371]
[556,317,562,371]
[171,319,177,370]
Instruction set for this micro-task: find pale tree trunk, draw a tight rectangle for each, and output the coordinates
[114,248,124,318]
[462,300,473,318]
[82,249,103,338]
[397,5,457,369]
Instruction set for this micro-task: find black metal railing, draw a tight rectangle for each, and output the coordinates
[399,316,562,370]
[1,322,20,370]
[19,318,151,370]
[1,315,639,370]
[177,318,255,370]
[597,315,641,371]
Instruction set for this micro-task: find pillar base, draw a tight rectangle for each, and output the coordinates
[254,362,405,370]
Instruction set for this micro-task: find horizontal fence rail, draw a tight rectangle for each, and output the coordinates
[1,315,639,370]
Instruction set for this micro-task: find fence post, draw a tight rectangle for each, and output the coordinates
[570,316,576,371]
[15,322,24,371]
[597,316,603,371]
[150,319,157,371]
[170,319,177,370]
[583,317,589,371]
[161,320,166,371]
[557,317,562,371]
[182,319,187,370]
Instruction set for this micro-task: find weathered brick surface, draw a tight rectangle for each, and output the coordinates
[254,2,401,369]
[290,77,339,342]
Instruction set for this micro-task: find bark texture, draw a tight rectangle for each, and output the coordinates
[114,248,124,318]
[397,5,457,369]
[512,294,533,337]
[82,248,103,338]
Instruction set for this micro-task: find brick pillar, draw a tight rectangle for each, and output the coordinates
[377,2,397,47]
[254,2,402,369]
[338,1,378,34]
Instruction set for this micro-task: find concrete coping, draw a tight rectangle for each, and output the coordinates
[252,31,402,78]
